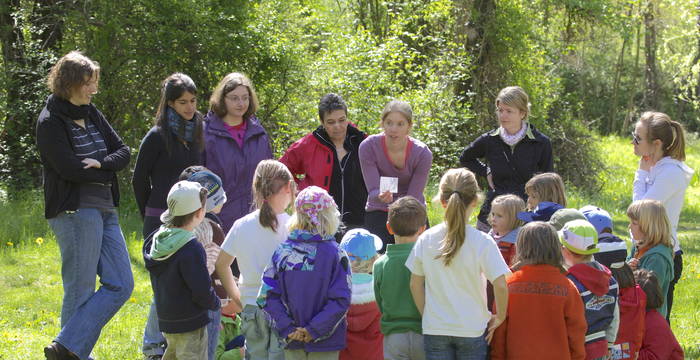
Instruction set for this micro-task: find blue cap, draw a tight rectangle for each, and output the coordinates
[517,201,564,223]
[580,205,613,235]
[187,170,227,213]
[340,228,382,261]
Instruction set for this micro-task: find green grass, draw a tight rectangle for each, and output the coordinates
[0,135,698,358]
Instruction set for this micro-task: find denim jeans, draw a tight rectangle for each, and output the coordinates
[423,334,488,360]
[384,331,425,360]
[208,309,221,360]
[143,301,167,356]
[48,208,134,360]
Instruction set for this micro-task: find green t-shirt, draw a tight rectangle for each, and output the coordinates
[373,242,422,335]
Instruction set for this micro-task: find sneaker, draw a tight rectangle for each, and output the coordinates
[144,355,163,360]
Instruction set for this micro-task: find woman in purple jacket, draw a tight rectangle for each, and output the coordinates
[203,73,273,234]
[359,100,433,252]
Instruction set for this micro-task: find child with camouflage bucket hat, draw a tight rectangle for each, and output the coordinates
[560,219,620,360]
[258,186,351,359]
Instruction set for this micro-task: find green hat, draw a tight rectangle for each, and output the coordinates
[558,219,599,255]
[549,208,587,231]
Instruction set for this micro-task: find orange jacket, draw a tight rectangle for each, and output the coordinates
[491,264,587,360]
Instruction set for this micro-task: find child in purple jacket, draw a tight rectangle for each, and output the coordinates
[257,186,352,360]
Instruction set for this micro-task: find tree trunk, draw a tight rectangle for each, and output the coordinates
[643,0,659,110]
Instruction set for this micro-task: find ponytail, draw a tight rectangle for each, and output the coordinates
[252,160,294,232]
[435,168,481,266]
[638,111,686,161]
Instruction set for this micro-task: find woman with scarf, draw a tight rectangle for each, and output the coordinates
[132,72,204,359]
[460,86,553,232]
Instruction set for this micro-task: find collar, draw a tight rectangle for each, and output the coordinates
[490,122,536,140]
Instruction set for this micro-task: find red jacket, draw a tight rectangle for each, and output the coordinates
[610,285,646,360]
[638,309,683,360]
[340,281,383,360]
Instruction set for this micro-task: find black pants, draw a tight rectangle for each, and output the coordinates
[364,211,394,253]
[666,251,683,323]
[142,215,163,239]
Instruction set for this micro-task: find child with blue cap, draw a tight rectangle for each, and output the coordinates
[339,228,384,360]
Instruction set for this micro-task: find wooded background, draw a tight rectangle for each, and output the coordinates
[1,0,698,194]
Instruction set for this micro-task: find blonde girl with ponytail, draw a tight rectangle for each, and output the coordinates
[631,111,694,321]
[405,168,511,359]
[215,159,294,360]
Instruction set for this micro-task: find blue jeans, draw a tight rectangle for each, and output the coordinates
[423,334,488,360]
[143,301,167,356]
[48,208,134,360]
[208,309,221,360]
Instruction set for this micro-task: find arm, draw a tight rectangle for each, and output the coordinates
[633,167,681,203]
[459,134,489,177]
[487,275,508,343]
[406,146,433,201]
[306,253,352,341]
[181,243,220,311]
[279,140,305,186]
[537,137,554,172]
[409,274,425,316]
[489,307,508,360]
[372,259,384,313]
[214,250,243,314]
[565,283,588,360]
[257,257,298,340]
[95,110,131,171]
[35,114,113,183]
[131,131,158,218]
[359,139,382,204]
[606,301,620,343]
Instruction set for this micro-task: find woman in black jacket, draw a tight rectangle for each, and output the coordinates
[460,86,553,232]
[36,51,134,360]
[131,73,205,359]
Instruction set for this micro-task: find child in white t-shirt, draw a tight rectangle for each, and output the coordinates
[215,160,295,360]
[406,168,510,360]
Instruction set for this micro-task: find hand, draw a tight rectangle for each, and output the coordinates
[297,327,313,343]
[638,156,652,172]
[487,173,495,190]
[485,314,505,344]
[82,158,101,169]
[221,300,240,316]
[627,258,639,270]
[378,191,393,203]
[287,328,308,342]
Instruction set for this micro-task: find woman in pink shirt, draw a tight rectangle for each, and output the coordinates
[359,100,432,252]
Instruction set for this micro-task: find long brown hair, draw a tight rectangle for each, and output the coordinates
[154,73,204,154]
[252,160,294,232]
[512,221,565,270]
[637,111,686,161]
[435,168,481,266]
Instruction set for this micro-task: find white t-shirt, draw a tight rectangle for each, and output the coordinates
[405,222,510,338]
[221,210,291,306]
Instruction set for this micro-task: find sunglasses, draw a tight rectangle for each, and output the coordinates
[631,131,641,145]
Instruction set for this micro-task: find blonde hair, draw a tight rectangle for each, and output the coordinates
[209,72,259,120]
[47,51,100,100]
[381,100,413,125]
[350,256,378,274]
[253,160,295,232]
[637,112,686,161]
[434,168,481,266]
[289,198,340,238]
[512,222,564,270]
[489,194,525,233]
[626,199,672,249]
[525,172,567,208]
[495,86,530,120]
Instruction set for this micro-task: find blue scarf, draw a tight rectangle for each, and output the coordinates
[167,107,195,142]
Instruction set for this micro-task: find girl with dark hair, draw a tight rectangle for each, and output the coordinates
[37,51,134,360]
[132,72,204,359]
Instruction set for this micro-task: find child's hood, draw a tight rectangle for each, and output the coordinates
[149,226,195,260]
[288,229,334,243]
[619,284,646,309]
[347,291,380,332]
[490,226,520,244]
[567,261,613,296]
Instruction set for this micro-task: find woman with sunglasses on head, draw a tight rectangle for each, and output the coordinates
[132,72,205,359]
[631,111,694,322]
[460,86,553,232]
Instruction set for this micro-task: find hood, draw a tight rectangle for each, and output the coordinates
[567,261,612,296]
[149,226,194,260]
[288,229,334,243]
[347,300,380,332]
[490,227,520,244]
[619,285,645,309]
[350,276,375,304]
[653,157,694,183]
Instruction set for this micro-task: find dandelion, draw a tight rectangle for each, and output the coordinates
[35,237,44,245]
[129,297,137,303]
[6,242,13,247]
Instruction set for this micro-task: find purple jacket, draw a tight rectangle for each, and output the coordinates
[202,112,273,233]
[257,230,351,352]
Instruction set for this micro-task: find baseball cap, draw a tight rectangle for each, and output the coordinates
[580,205,613,235]
[160,181,204,223]
[558,219,599,255]
[187,169,227,213]
[517,201,564,223]
[340,228,382,261]
[549,208,587,231]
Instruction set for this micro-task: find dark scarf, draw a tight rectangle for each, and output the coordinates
[167,106,196,142]
[48,95,91,121]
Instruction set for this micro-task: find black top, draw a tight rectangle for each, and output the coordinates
[68,119,114,209]
[460,124,553,223]
[132,126,202,218]
[36,95,131,219]
[313,125,368,226]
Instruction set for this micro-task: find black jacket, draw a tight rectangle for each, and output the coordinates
[132,126,202,218]
[460,124,553,222]
[313,125,368,226]
[143,233,220,333]
[36,95,131,219]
